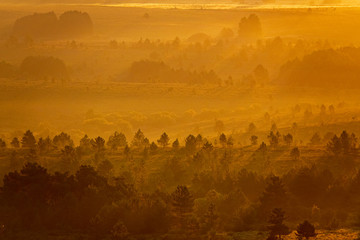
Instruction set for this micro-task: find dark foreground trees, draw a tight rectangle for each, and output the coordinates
[171,185,194,230]
[267,208,290,240]
[296,221,316,240]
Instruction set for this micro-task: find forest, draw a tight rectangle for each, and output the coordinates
[1,127,360,240]
[1,1,360,239]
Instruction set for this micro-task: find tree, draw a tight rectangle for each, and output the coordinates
[283,134,293,146]
[172,139,180,149]
[238,14,262,40]
[157,132,170,148]
[20,56,69,81]
[248,122,256,133]
[131,129,147,148]
[296,220,316,240]
[202,141,214,153]
[327,135,342,156]
[185,134,197,154]
[107,132,127,150]
[53,132,73,149]
[60,145,78,173]
[97,160,114,179]
[260,176,288,213]
[219,133,227,148]
[271,123,278,132]
[203,203,218,232]
[124,145,130,158]
[171,185,194,230]
[37,136,53,154]
[0,139,6,148]
[258,142,267,154]
[80,134,92,152]
[214,120,225,134]
[253,64,269,85]
[150,142,158,152]
[21,130,36,148]
[195,134,203,148]
[250,135,258,145]
[111,221,129,240]
[59,11,93,37]
[290,147,300,161]
[91,136,105,152]
[268,131,280,147]
[267,208,290,240]
[10,137,20,148]
[310,133,321,145]
[227,136,234,147]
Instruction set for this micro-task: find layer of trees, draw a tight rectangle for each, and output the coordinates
[12,11,93,39]
[123,60,221,84]
[278,47,360,88]
[0,56,69,81]
[0,128,359,238]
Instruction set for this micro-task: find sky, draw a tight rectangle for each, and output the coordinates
[0,0,352,4]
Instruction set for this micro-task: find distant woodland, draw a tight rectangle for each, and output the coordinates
[0,3,360,240]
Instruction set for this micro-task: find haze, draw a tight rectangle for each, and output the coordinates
[1,1,360,240]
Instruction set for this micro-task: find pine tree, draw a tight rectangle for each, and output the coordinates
[296,220,316,240]
[157,132,170,148]
[267,208,290,240]
[21,130,36,148]
[171,185,194,230]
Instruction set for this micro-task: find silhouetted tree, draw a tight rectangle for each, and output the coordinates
[310,133,321,145]
[253,64,269,85]
[58,11,93,37]
[10,137,20,148]
[150,142,158,152]
[214,120,225,134]
[203,203,218,232]
[0,139,6,148]
[20,56,69,81]
[53,132,73,149]
[97,160,114,179]
[219,133,227,148]
[107,132,127,150]
[37,136,53,154]
[250,135,258,145]
[157,132,170,148]
[271,123,278,132]
[267,208,290,240]
[248,122,256,133]
[185,134,197,154]
[238,14,262,40]
[194,134,203,149]
[227,136,234,147]
[91,136,105,152]
[80,134,92,153]
[290,147,300,161]
[327,134,340,153]
[283,134,293,146]
[131,129,147,148]
[268,131,280,147]
[60,145,78,173]
[21,130,36,148]
[111,221,129,240]
[296,220,316,240]
[202,141,214,153]
[172,139,180,149]
[124,145,130,158]
[258,142,267,154]
[260,176,288,213]
[171,185,194,230]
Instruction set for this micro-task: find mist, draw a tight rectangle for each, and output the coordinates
[1,1,360,240]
